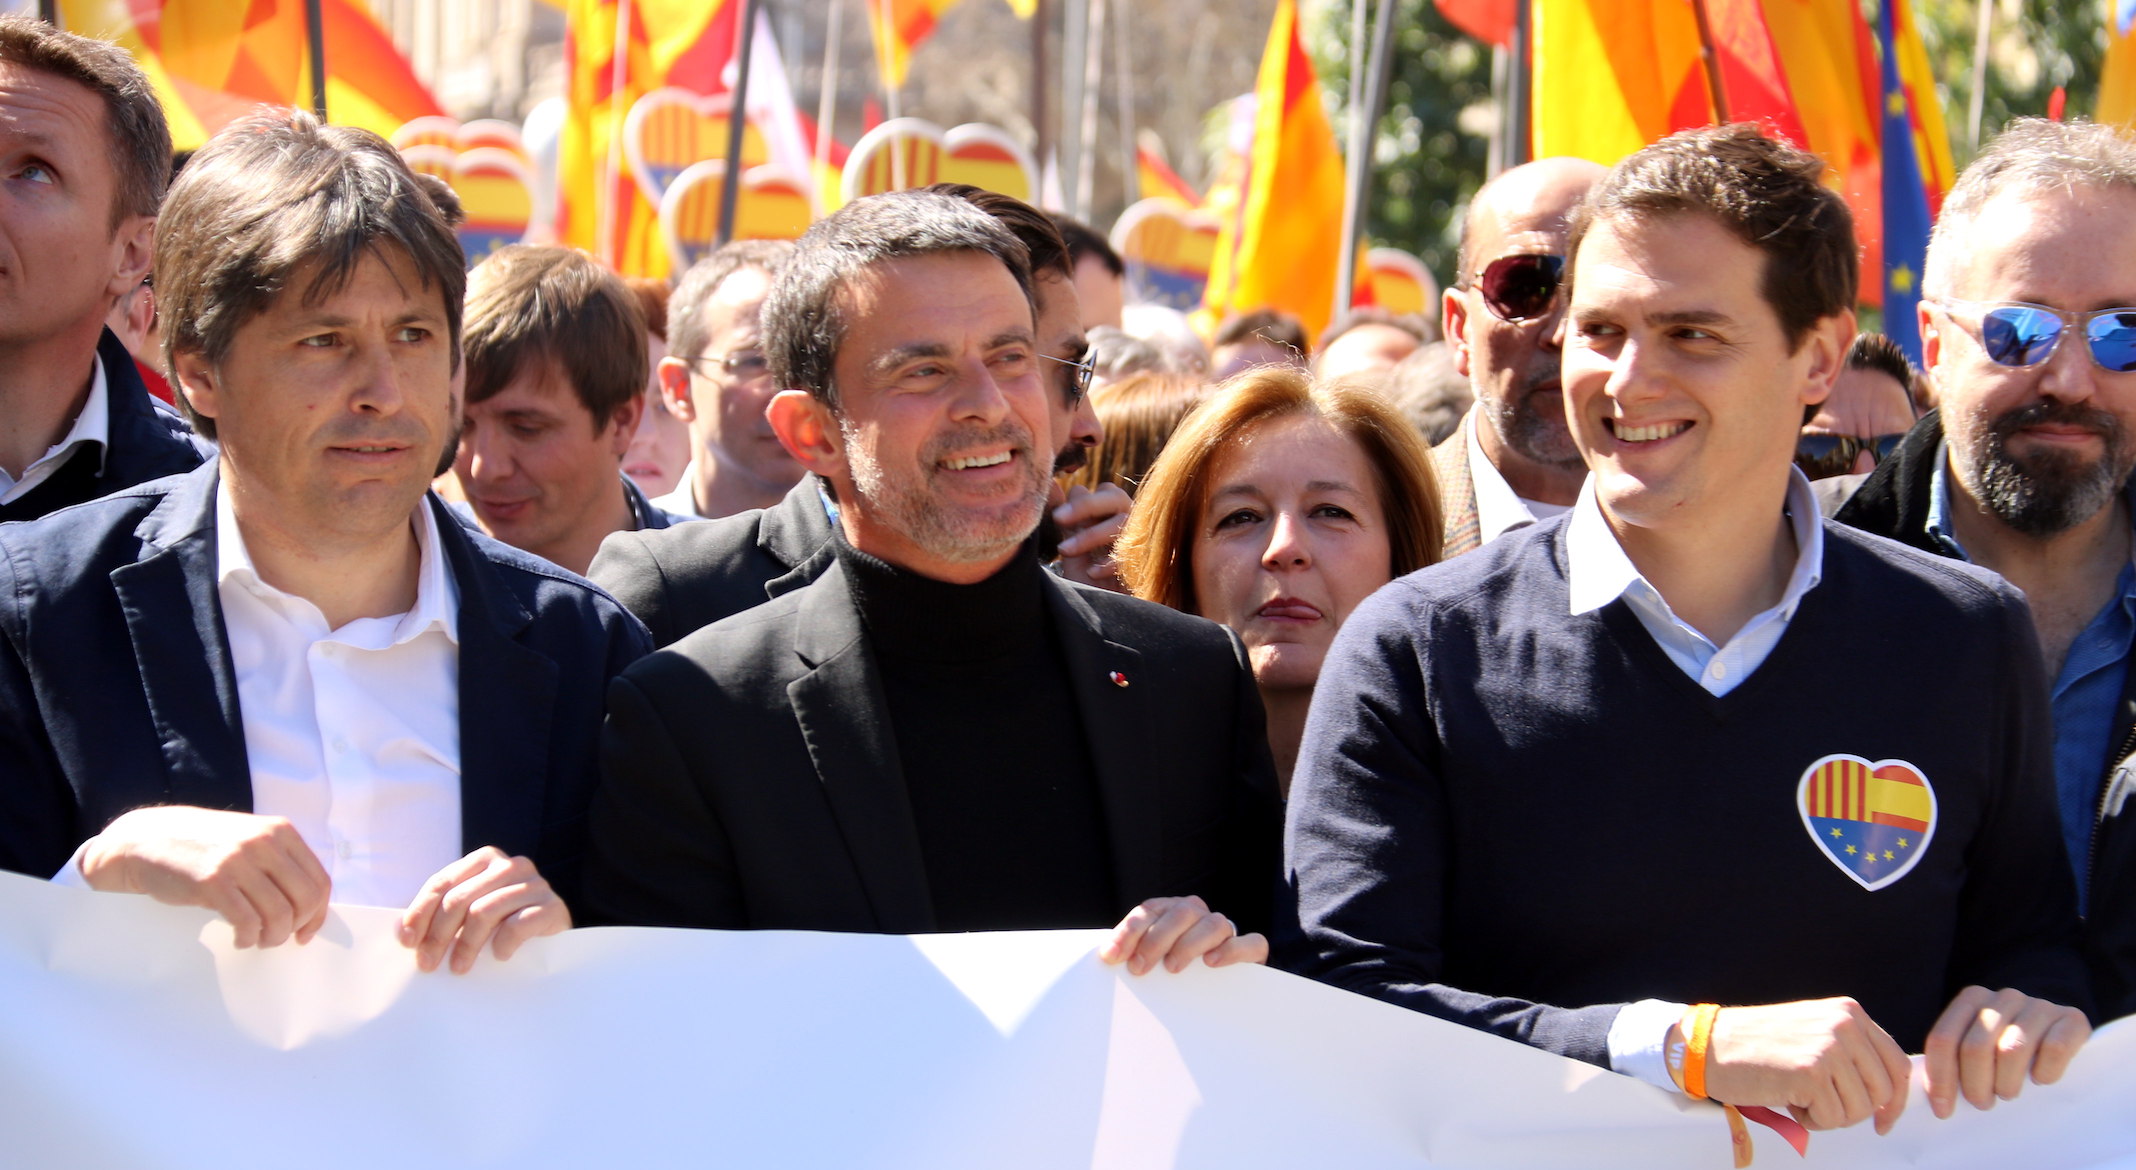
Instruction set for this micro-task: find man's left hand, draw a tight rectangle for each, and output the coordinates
[399,846,571,974]
[1922,985,2089,1118]
[1053,482,1132,593]
[1098,894,1267,974]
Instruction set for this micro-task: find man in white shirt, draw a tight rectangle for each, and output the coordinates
[0,17,206,522]
[0,109,648,975]
[1432,156,1606,556]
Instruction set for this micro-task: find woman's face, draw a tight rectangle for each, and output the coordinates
[1189,415,1394,692]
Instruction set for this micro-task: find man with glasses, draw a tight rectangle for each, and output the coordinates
[651,240,799,521]
[1835,118,2136,1020]
[1798,333,1921,483]
[1433,157,1606,558]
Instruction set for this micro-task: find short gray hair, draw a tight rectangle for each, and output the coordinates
[667,238,793,362]
[1924,117,2136,299]
[762,189,1033,410]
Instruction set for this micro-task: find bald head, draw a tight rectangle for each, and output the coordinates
[1457,157,1607,282]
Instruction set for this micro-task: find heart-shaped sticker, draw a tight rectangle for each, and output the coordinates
[1796,754,1938,892]
[623,87,770,206]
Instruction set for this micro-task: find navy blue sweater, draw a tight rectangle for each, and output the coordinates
[1279,518,2091,1065]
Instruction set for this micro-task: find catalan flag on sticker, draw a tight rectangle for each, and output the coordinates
[1797,754,1938,891]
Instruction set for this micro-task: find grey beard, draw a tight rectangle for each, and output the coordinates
[1957,402,2134,538]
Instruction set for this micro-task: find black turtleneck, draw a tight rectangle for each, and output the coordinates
[836,538,1116,931]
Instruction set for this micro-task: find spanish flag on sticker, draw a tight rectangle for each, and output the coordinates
[1797,755,1938,892]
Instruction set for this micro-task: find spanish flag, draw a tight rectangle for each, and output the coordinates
[1135,138,1199,208]
[559,0,737,277]
[1200,0,1346,342]
[1530,0,1706,164]
[56,0,441,151]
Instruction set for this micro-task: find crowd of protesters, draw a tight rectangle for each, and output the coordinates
[4,13,2134,1141]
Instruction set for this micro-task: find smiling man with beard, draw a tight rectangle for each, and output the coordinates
[1836,118,2136,1020]
[584,190,1279,974]
[1431,157,1606,558]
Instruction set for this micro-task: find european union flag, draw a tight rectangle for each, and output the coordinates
[1878,0,1932,366]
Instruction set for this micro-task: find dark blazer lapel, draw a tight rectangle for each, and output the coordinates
[109,464,251,811]
[435,497,556,858]
[760,476,840,600]
[1047,578,1161,904]
[786,563,935,932]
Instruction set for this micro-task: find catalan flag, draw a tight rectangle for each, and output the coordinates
[56,0,442,151]
[1200,0,1346,343]
[1763,0,1883,302]
[559,0,737,277]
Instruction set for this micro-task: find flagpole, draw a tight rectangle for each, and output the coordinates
[815,0,842,212]
[1506,0,1530,167]
[305,0,328,119]
[1112,0,1136,208]
[38,0,56,25]
[1059,0,1088,217]
[1689,0,1730,122]
[1075,0,1105,216]
[1966,0,1992,152]
[1031,0,1050,184]
[717,0,765,247]
[1336,0,1396,318]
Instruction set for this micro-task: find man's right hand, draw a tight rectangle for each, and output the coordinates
[78,807,331,949]
[1699,997,1914,1134]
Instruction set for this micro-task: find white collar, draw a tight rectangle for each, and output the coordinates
[216,478,460,645]
[1567,466,1825,620]
[1465,411,1571,541]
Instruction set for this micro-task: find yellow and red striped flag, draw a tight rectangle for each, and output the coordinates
[1135,140,1199,208]
[56,0,441,151]
[1200,0,1346,342]
[559,0,737,278]
[1530,0,1706,164]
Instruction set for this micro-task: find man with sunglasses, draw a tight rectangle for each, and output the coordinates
[1432,157,1606,558]
[1287,125,2090,1136]
[1836,118,2136,1021]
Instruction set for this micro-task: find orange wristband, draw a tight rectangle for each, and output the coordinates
[1683,1003,1721,1100]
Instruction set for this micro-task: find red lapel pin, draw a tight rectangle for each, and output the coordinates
[1109,671,1129,687]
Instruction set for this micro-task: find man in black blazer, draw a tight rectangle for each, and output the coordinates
[0,18,208,522]
[0,109,648,975]
[586,191,1279,971]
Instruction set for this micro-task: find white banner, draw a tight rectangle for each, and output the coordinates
[0,869,2130,1168]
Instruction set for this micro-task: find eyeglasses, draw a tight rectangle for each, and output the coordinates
[1931,299,2136,373]
[1794,432,1906,480]
[684,349,772,381]
[1041,347,1096,406]
[1466,253,1566,323]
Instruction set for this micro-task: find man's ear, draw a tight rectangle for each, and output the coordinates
[766,389,843,476]
[657,355,696,423]
[107,215,154,302]
[1798,309,1855,412]
[171,348,221,423]
[1443,285,1473,378]
[605,391,646,456]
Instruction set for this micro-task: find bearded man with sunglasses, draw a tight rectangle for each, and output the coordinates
[1433,157,1606,558]
[1836,118,2136,1021]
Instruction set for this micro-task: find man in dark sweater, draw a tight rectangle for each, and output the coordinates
[1283,126,2091,1136]
[585,190,1280,972]
[1830,119,2136,1024]
[0,18,207,522]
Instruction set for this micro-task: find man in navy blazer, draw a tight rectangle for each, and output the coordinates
[0,109,648,974]
[0,18,209,521]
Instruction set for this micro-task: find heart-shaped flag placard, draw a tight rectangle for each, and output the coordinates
[840,117,1038,205]
[659,159,813,271]
[1796,754,1938,892]
[623,87,771,206]
[1110,196,1221,312]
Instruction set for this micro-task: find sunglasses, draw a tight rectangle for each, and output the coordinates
[1041,346,1096,407]
[1932,299,2136,373]
[1467,253,1566,323]
[1794,432,1905,480]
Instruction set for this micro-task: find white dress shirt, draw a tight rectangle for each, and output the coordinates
[0,355,109,504]
[651,460,704,519]
[1564,467,1826,1090]
[1465,413,1573,543]
[215,490,465,908]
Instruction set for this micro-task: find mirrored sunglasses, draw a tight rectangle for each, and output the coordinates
[1469,253,1566,323]
[1934,299,2136,373]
